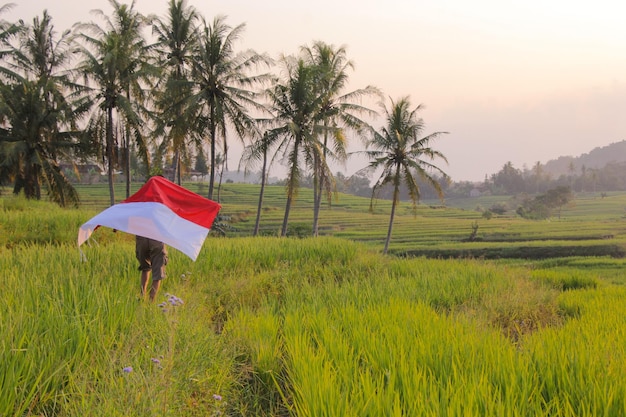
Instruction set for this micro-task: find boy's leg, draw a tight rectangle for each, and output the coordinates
[141,270,151,297]
[149,279,162,302]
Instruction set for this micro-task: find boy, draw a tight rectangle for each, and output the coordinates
[136,235,168,301]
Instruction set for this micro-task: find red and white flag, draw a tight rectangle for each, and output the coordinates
[78,176,221,261]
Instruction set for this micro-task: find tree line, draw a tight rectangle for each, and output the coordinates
[0,0,448,252]
[444,160,626,199]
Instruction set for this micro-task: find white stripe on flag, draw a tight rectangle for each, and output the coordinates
[78,202,210,260]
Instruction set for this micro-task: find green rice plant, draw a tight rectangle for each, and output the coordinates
[529,269,599,291]
[524,287,626,416]
[0,199,123,248]
[279,293,538,416]
[223,246,626,416]
[0,242,238,416]
[3,193,626,416]
[482,269,565,342]
[223,308,286,416]
[0,243,128,415]
[2,193,29,211]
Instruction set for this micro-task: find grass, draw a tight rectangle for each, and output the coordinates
[2,185,626,415]
[2,234,626,415]
[1,241,236,416]
[13,182,625,260]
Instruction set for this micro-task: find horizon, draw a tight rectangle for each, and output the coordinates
[5,0,626,182]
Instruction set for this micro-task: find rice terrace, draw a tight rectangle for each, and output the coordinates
[2,182,626,416]
[2,0,626,414]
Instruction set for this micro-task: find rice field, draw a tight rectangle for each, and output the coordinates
[68,183,626,256]
[2,186,626,415]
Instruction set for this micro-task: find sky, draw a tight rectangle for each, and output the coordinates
[5,0,626,182]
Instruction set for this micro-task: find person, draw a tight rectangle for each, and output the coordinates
[135,235,168,301]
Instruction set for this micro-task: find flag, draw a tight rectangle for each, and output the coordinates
[78,176,221,261]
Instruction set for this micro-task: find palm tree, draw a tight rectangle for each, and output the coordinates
[0,3,19,146]
[151,0,199,185]
[264,56,325,236]
[110,1,155,198]
[240,129,275,236]
[302,41,380,236]
[188,15,270,200]
[0,11,85,206]
[361,97,448,254]
[74,0,153,205]
[0,3,19,51]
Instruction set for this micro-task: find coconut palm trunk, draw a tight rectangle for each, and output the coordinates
[125,128,131,198]
[281,192,295,237]
[124,91,132,198]
[313,116,331,235]
[208,104,217,199]
[106,105,115,206]
[253,146,268,236]
[384,177,401,254]
[312,154,322,236]
[281,141,301,236]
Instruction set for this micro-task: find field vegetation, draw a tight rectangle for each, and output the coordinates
[65,182,626,258]
[2,184,626,416]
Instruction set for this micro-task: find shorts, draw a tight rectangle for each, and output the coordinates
[135,236,168,281]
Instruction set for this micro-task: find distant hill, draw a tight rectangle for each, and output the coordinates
[542,140,626,177]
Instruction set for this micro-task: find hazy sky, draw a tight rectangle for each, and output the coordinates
[6,0,626,181]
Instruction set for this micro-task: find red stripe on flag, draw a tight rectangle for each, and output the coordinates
[122,176,221,229]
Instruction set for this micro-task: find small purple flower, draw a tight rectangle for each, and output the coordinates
[123,366,133,373]
[168,294,184,306]
[151,358,161,364]
[213,394,222,401]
